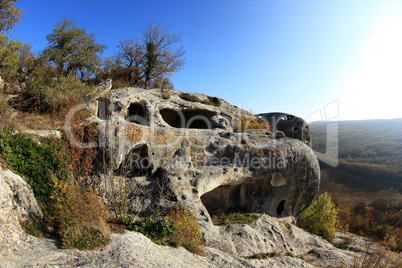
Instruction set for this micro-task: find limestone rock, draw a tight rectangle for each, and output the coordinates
[257,112,312,147]
[84,88,320,232]
[0,166,43,259]
[96,79,113,92]
[0,76,4,90]
[0,167,397,267]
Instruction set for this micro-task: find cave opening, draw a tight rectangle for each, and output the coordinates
[276,200,285,216]
[160,108,217,129]
[200,179,288,218]
[126,103,148,126]
[115,144,153,177]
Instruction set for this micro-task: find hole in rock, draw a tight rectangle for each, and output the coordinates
[126,103,148,125]
[201,184,242,213]
[277,200,285,216]
[201,179,286,217]
[160,108,217,129]
[115,144,152,177]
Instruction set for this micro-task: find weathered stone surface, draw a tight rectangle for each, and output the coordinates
[0,167,43,260]
[84,88,320,234]
[257,112,312,147]
[96,79,113,92]
[2,167,399,267]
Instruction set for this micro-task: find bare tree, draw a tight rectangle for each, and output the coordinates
[109,22,185,89]
[116,38,145,87]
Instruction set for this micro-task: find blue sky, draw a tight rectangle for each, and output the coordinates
[10,0,402,121]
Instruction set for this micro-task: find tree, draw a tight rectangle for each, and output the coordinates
[18,43,35,68]
[110,22,185,89]
[42,18,106,79]
[0,0,21,79]
[0,0,21,34]
[141,22,185,89]
[115,38,144,86]
[297,192,338,243]
[0,35,20,79]
[144,42,158,89]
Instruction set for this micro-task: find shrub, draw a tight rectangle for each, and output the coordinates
[0,130,109,250]
[121,211,176,245]
[121,208,205,254]
[245,251,281,259]
[161,87,171,99]
[234,115,267,132]
[20,219,47,238]
[0,132,69,206]
[165,208,204,255]
[297,192,338,243]
[50,174,110,249]
[27,67,100,111]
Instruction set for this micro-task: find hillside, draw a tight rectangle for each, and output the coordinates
[310,118,402,203]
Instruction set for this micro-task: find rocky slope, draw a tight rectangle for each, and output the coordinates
[2,156,397,267]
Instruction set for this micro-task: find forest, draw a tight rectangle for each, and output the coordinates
[311,119,402,183]
[311,119,402,251]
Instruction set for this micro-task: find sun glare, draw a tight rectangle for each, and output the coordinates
[341,18,402,120]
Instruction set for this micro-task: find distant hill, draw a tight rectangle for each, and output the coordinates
[309,119,402,204]
[310,118,402,184]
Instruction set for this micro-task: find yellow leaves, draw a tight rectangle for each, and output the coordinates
[0,0,22,34]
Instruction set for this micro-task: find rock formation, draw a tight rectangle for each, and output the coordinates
[1,166,391,267]
[83,88,320,234]
[1,87,400,267]
[256,112,312,147]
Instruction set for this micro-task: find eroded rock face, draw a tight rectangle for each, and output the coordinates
[84,88,320,231]
[257,112,312,147]
[0,167,43,259]
[0,167,392,267]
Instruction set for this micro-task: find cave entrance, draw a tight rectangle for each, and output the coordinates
[115,144,153,177]
[160,108,217,129]
[276,200,285,216]
[200,179,287,218]
[126,103,148,126]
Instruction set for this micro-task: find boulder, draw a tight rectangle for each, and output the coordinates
[256,112,312,147]
[0,166,43,259]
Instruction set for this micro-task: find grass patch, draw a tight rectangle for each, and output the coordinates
[20,219,47,238]
[210,208,259,226]
[245,251,282,259]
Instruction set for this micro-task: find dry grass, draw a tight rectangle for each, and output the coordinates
[210,208,259,226]
[165,208,205,255]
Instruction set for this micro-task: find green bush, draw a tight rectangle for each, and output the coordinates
[297,192,338,243]
[121,211,176,244]
[27,67,100,111]
[0,130,109,250]
[121,209,205,254]
[0,131,69,206]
